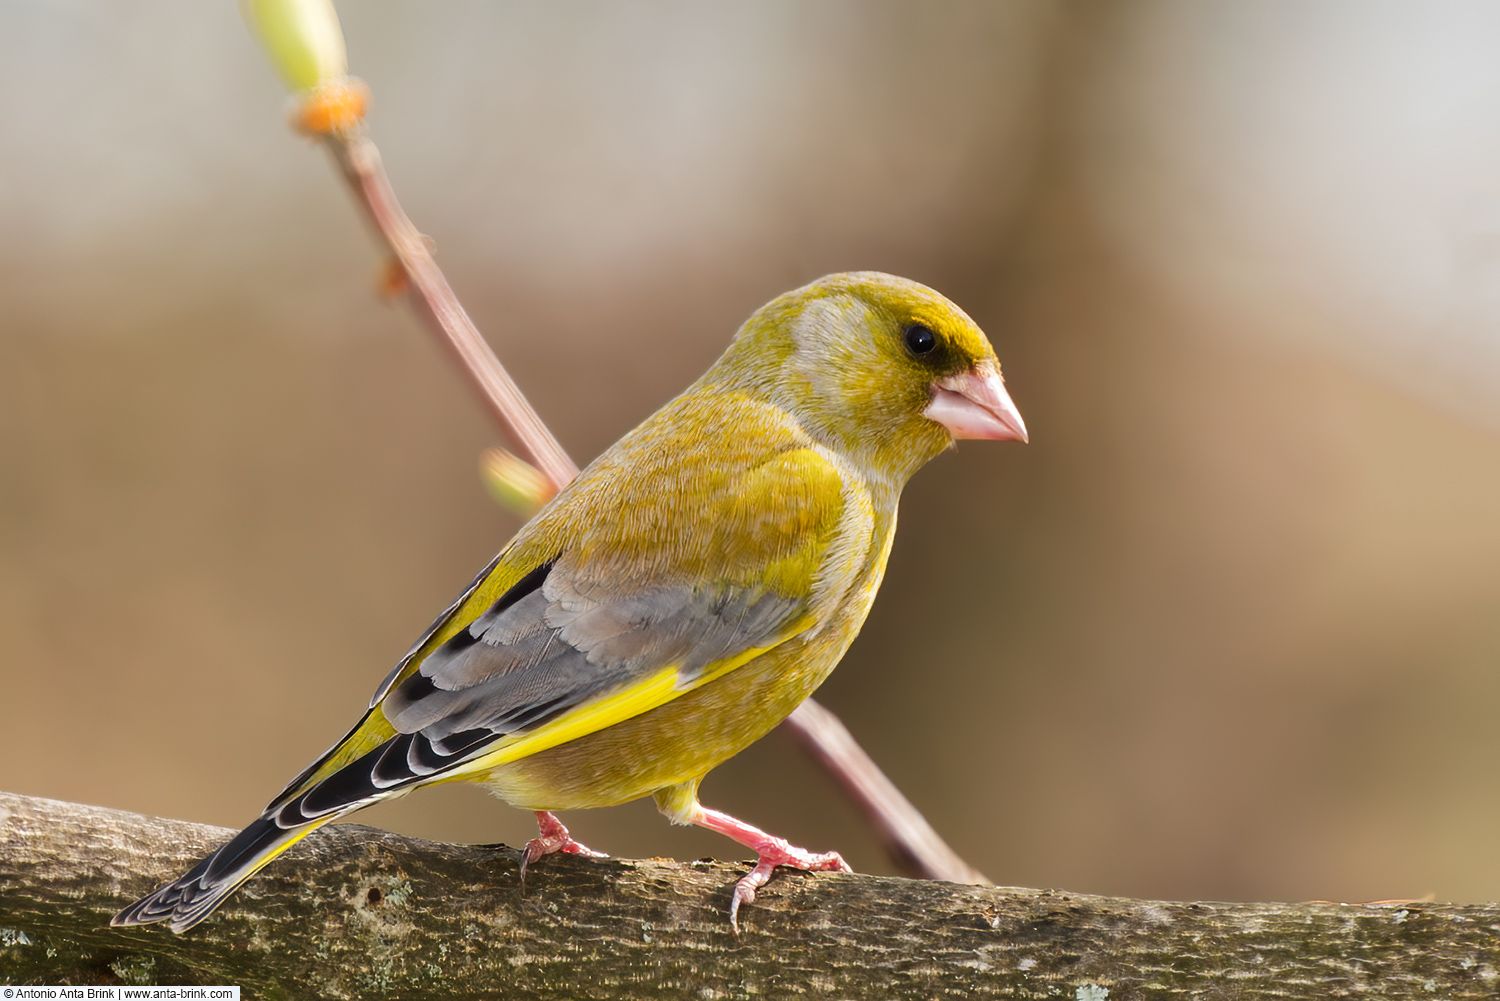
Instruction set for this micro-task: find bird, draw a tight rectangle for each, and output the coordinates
[111,271,1027,934]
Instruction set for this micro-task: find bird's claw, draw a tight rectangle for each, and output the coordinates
[518,811,605,890]
[728,848,851,933]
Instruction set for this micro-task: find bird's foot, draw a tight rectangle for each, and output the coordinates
[651,784,852,932]
[519,810,605,889]
[729,842,852,933]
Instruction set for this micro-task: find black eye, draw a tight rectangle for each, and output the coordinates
[904,324,936,356]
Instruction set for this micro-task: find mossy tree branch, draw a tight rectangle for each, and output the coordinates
[2,791,1496,999]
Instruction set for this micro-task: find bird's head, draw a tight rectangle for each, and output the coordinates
[714,272,1026,483]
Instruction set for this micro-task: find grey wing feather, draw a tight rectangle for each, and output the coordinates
[365,549,507,708]
[380,559,803,748]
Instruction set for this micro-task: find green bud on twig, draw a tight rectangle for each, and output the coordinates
[480,448,554,518]
[242,0,348,92]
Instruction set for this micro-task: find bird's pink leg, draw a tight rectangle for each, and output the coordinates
[519,810,605,888]
[654,782,850,930]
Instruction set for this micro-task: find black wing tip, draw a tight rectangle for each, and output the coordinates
[110,882,222,934]
[109,816,294,935]
[109,899,162,929]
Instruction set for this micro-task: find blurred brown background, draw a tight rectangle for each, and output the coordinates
[4,1,1500,906]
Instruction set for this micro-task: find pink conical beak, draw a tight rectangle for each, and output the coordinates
[924,362,1028,443]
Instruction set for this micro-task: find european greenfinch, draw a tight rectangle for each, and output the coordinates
[112,271,1027,933]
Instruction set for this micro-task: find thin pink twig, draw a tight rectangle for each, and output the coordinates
[783,699,988,883]
[326,134,579,492]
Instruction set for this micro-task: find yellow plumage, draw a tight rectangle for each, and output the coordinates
[112,271,1026,932]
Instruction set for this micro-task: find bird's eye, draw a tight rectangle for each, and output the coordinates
[904,324,937,356]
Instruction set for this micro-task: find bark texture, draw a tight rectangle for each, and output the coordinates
[1,790,1497,999]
